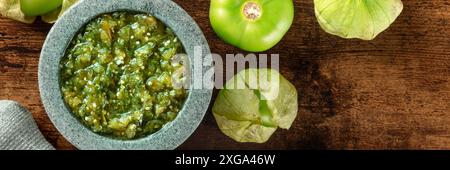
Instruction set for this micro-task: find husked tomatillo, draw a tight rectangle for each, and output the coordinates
[209,0,294,52]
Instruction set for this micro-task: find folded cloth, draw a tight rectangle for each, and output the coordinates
[0,100,54,150]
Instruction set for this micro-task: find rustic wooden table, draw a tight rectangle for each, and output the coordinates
[1,0,450,150]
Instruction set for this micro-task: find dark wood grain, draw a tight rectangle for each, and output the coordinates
[1,0,450,149]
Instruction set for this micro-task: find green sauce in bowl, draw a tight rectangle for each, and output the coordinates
[60,12,187,139]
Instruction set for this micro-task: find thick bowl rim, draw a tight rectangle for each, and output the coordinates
[38,0,212,150]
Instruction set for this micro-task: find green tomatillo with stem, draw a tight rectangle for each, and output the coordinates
[209,0,294,52]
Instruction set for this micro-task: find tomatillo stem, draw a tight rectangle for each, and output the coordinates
[242,1,262,21]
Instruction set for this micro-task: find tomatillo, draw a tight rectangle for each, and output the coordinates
[20,0,63,16]
[209,0,294,52]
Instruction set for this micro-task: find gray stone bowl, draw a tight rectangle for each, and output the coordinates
[38,0,212,150]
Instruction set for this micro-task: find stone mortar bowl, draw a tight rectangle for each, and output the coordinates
[38,0,212,150]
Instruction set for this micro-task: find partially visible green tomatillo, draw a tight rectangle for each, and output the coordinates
[209,0,294,52]
[0,0,78,23]
[314,0,403,40]
[20,0,63,16]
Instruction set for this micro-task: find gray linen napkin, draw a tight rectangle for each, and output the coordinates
[0,100,54,150]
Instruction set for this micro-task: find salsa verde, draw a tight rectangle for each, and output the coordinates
[60,12,187,139]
